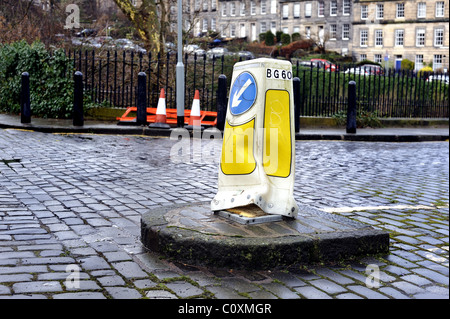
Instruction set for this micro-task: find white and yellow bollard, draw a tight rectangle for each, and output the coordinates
[211,58,299,218]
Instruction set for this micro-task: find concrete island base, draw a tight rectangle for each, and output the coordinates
[141,202,390,270]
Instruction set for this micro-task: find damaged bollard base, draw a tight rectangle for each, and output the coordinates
[215,204,285,225]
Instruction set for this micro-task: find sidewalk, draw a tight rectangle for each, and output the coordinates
[0,113,448,141]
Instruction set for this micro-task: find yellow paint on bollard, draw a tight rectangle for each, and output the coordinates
[221,119,256,175]
[263,90,292,178]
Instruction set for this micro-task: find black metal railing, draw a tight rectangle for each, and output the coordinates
[294,62,449,118]
[66,49,449,118]
[67,49,240,112]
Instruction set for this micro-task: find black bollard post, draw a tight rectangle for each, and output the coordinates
[216,74,227,131]
[73,71,84,127]
[136,72,147,125]
[21,72,31,124]
[347,81,357,134]
[293,77,301,133]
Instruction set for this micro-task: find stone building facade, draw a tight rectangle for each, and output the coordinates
[197,0,280,41]
[92,0,449,68]
[279,0,353,55]
[211,0,353,55]
[352,0,449,70]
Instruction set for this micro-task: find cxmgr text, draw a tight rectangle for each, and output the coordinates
[222,303,271,314]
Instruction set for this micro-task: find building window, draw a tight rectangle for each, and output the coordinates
[415,55,424,71]
[330,24,337,40]
[261,0,267,15]
[203,0,208,11]
[221,3,227,16]
[306,26,311,39]
[211,0,216,11]
[343,0,350,15]
[202,18,208,32]
[282,4,289,19]
[220,25,226,37]
[418,3,426,18]
[318,1,324,17]
[283,27,289,34]
[194,0,200,11]
[374,54,382,63]
[211,18,216,31]
[294,3,300,18]
[230,24,236,37]
[436,2,445,17]
[230,2,236,16]
[395,29,404,46]
[342,24,350,40]
[294,26,300,33]
[270,21,277,34]
[250,1,256,15]
[360,54,367,62]
[360,30,368,46]
[240,2,246,16]
[271,21,276,34]
[375,30,383,46]
[330,1,337,16]
[434,28,444,46]
[434,54,443,70]
[260,22,267,33]
[416,28,426,46]
[396,3,405,18]
[270,0,277,14]
[361,5,368,19]
[305,3,312,17]
[376,4,384,19]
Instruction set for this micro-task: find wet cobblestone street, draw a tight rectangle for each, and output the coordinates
[0,128,448,299]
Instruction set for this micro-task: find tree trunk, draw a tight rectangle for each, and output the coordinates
[112,0,161,55]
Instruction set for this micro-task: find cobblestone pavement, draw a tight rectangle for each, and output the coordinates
[0,128,448,300]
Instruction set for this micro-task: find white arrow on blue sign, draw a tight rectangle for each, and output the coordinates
[229,72,257,115]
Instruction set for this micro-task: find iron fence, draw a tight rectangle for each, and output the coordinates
[67,49,239,113]
[66,49,449,119]
[294,62,449,118]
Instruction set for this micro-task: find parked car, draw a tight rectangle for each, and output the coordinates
[344,67,370,76]
[344,64,384,76]
[360,64,384,75]
[427,74,449,85]
[206,47,231,59]
[71,37,101,48]
[299,61,317,68]
[310,58,338,72]
[193,49,206,56]
[184,44,206,56]
[184,44,200,54]
[237,51,255,60]
[75,29,97,38]
[114,39,147,54]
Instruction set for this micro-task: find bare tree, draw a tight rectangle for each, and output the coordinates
[0,0,66,45]
[112,0,162,54]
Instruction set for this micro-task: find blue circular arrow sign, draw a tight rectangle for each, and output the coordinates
[229,72,257,115]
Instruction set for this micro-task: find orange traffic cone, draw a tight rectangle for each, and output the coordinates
[188,90,202,129]
[149,88,170,129]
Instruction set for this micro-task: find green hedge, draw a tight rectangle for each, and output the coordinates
[0,41,81,119]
